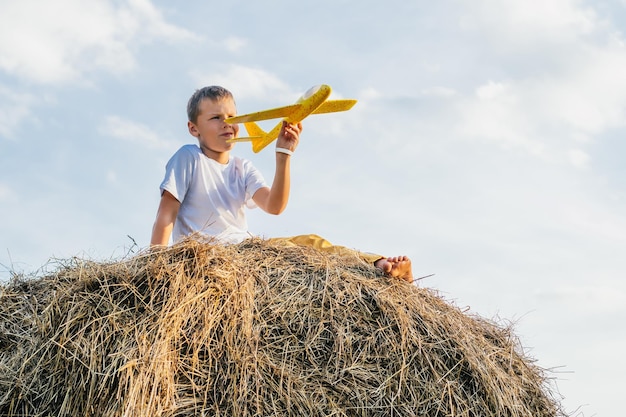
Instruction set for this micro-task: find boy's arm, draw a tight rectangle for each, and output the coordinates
[150,190,181,246]
[253,121,302,215]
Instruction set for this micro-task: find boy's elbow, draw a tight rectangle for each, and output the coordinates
[266,206,286,215]
[264,200,287,215]
[261,195,288,215]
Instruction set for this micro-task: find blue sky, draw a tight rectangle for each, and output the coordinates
[1,0,625,415]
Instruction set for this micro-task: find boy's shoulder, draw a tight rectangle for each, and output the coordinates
[178,143,201,154]
[165,144,201,170]
[169,144,201,160]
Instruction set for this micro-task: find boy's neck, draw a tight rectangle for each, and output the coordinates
[199,146,230,164]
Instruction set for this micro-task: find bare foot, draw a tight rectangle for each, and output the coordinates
[375,256,413,283]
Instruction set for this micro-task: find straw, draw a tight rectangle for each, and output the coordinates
[0,238,566,416]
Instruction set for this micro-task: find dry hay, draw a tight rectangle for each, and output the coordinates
[0,238,565,416]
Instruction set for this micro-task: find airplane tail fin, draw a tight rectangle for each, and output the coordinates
[243,122,274,153]
[242,122,266,141]
[246,122,281,153]
[226,122,278,153]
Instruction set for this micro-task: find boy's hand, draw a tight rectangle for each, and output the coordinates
[276,121,302,153]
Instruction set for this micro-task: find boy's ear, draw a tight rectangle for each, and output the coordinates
[188,121,199,137]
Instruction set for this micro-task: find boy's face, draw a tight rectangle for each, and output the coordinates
[188,97,239,161]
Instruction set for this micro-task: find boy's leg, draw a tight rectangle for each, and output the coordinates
[374,256,413,283]
[268,234,413,282]
[268,234,376,258]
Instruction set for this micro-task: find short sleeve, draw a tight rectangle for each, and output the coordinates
[160,145,196,203]
[242,158,268,208]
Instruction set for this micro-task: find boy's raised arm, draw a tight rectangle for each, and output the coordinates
[253,121,302,215]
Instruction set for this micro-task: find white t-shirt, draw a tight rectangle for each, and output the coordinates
[160,144,268,244]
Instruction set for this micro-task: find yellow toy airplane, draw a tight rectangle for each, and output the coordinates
[225,84,356,153]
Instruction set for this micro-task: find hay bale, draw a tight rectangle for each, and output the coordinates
[0,239,565,416]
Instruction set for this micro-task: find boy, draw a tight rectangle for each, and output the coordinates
[150,86,413,282]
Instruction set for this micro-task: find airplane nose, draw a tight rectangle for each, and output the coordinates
[303,85,323,99]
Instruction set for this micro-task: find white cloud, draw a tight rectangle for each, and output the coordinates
[452,45,626,162]
[222,37,248,53]
[421,86,457,98]
[0,182,16,202]
[100,115,177,149]
[190,65,294,103]
[535,285,626,314]
[456,81,547,156]
[475,81,512,101]
[357,88,382,103]
[106,170,118,184]
[447,0,626,168]
[536,44,626,134]
[125,0,194,40]
[0,0,196,84]
[0,86,35,139]
[459,0,599,46]
[568,148,590,169]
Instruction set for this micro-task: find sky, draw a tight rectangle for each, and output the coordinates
[1,0,625,415]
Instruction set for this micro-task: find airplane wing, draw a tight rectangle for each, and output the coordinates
[311,99,357,114]
[225,104,301,124]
